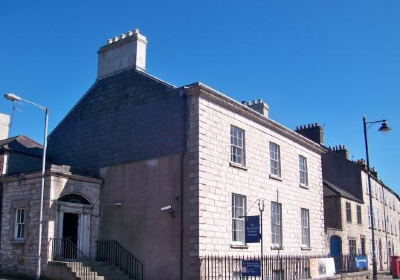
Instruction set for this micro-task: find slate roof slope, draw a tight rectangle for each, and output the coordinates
[323,179,364,203]
[0,135,43,157]
[47,68,186,173]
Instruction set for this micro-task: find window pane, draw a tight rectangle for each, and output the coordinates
[230,126,245,165]
[271,202,282,246]
[270,143,281,177]
[232,194,245,243]
[301,208,310,247]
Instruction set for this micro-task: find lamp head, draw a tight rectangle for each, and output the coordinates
[4,93,21,102]
[378,120,391,135]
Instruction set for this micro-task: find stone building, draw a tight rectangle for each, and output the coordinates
[1,30,326,280]
[0,165,101,276]
[296,124,400,271]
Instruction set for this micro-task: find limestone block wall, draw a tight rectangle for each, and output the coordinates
[325,197,366,255]
[192,94,325,256]
[0,176,50,276]
[0,169,101,277]
[360,172,400,270]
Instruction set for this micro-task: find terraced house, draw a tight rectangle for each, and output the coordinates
[296,125,400,272]
[0,30,327,280]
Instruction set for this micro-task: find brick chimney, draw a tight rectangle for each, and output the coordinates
[328,145,349,159]
[295,123,323,144]
[242,99,269,117]
[97,29,148,80]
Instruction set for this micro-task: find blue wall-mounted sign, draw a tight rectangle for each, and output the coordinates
[242,260,261,277]
[355,256,367,268]
[245,216,260,243]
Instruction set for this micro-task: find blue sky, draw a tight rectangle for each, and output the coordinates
[0,1,399,191]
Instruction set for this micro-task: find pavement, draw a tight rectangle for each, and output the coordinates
[0,272,397,280]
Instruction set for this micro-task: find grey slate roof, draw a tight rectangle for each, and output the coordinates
[323,179,364,203]
[0,135,43,157]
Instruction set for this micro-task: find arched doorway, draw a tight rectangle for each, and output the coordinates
[55,193,93,257]
[330,235,342,271]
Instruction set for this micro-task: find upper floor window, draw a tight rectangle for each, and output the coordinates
[269,142,281,177]
[230,126,245,166]
[357,205,362,225]
[346,202,352,223]
[232,194,245,243]
[299,155,308,186]
[301,208,310,248]
[14,208,25,240]
[367,206,371,227]
[271,202,282,248]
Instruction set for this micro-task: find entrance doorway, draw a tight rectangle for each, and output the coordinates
[330,235,342,271]
[56,193,93,257]
[62,213,79,259]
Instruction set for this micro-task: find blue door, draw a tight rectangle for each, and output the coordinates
[330,236,342,271]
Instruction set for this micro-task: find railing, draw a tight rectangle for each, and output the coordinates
[48,238,97,280]
[331,254,367,273]
[200,254,326,280]
[96,239,144,280]
[200,254,368,280]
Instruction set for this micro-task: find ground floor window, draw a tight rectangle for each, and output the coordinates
[232,194,246,243]
[349,239,356,255]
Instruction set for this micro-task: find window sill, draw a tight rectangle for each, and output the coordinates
[269,175,282,182]
[230,244,248,249]
[301,246,311,251]
[299,184,309,189]
[10,240,25,244]
[229,162,248,171]
[271,245,283,250]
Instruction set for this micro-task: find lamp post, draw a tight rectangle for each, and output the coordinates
[363,115,391,280]
[4,93,49,280]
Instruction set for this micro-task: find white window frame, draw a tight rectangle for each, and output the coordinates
[269,142,281,177]
[367,206,371,227]
[271,202,282,248]
[14,208,25,240]
[230,126,245,166]
[349,239,357,255]
[232,194,246,244]
[346,202,352,223]
[357,205,362,225]
[301,208,310,248]
[299,155,308,186]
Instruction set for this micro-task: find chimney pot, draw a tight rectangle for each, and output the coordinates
[259,98,263,103]
[247,101,251,106]
[134,29,139,34]
[98,29,148,79]
[107,38,113,44]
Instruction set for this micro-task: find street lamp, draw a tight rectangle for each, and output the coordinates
[363,115,391,280]
[4,93,49,280]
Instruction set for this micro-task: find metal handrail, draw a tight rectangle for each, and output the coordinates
[48,238,97,280]
[96,239,144,280]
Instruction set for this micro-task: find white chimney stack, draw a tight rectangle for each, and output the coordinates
[0,113,10,140]
[97,28,148,80]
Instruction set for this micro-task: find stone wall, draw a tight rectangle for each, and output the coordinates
[187,91,325,258]
[0,168,101,278]
[360,172,400,271]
